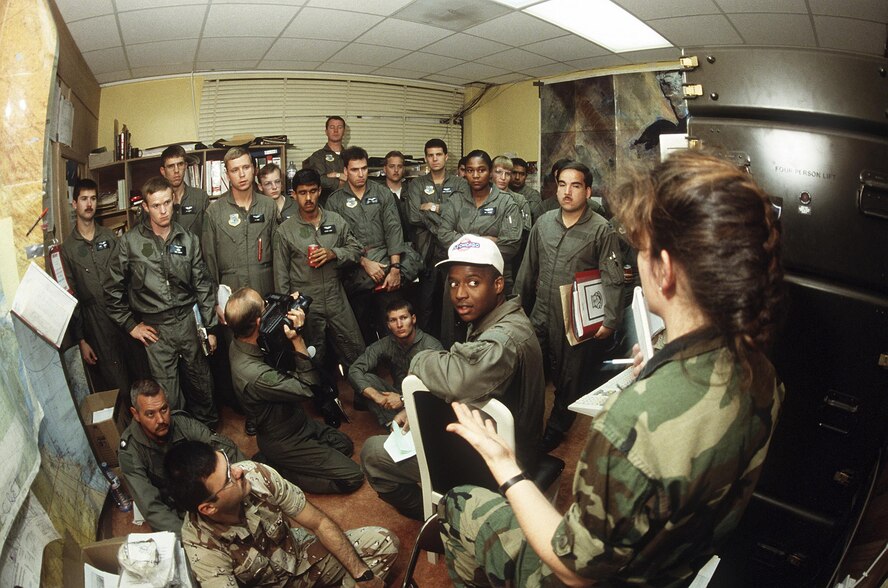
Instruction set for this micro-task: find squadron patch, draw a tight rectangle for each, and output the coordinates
[325,154,335,162]
[229,213,241,227]
[346,197,358,209]
[423,185,435,195]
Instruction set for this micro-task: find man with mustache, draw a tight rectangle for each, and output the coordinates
[61,179,148,393]
[118,379,243,534]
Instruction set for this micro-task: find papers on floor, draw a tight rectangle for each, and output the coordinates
[118,531,192,587]
[383,420,416,462]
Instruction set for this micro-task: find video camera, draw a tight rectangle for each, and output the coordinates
[257,292,348,428]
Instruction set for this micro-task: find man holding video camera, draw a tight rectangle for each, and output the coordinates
[226,286,363,494]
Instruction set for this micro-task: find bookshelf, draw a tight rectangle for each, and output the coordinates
[89,141,287,234]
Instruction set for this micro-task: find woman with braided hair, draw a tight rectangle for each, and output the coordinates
[438,150,785,587]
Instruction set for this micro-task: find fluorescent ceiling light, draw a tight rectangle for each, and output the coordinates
[524,0,673,53]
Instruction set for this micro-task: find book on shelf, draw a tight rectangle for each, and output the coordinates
[205,160,229,197]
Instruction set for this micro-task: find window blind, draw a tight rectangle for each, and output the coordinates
[198,77,464,168]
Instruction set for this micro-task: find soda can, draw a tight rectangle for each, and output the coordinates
[307,244,320,267]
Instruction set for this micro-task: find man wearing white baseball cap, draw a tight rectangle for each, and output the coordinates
[360,234,545,520]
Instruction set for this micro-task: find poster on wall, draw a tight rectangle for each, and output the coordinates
[540,71,687,203]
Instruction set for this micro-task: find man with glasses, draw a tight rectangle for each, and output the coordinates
[166,440,397,587]
[258,162,297,223]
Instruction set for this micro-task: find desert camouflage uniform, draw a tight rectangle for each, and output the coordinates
[515,205,624,435]
[440,328,784,587]
[182,461,398,588]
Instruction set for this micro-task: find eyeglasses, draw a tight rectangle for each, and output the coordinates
[207,451,235,502]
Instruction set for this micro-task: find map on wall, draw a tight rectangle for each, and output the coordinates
[540,71,687,202]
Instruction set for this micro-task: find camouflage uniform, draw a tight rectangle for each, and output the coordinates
[173,183,210,237]
[105,221,218,426]
[182,461,398,588]
[202,190,278,297]
[515,205,624,436]
[348,328,443,426]
[272,208,365,371]
[118,411,244,534]
[440,329,785,587]
[360,297,544,517]
[61,223,147,392]
[229,338,364,494]
[304,144,342,204]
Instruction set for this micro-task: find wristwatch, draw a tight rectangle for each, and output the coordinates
[390,262,402,270]
[431,203,438,212]
[355,569,374,582]
[336,172,341,179]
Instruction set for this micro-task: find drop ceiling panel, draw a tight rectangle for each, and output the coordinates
[128,40,199,69]
[316,62,379,75]
[387,51,465,74]
[808,0,888,21]
[95,70,132,84]
[356,18,453,50]
[464,11,567,45]
[523,35,610,62]
[650,14,744,46]
[67,15,122,53]
[477,47,557,70]
[327,43,411,66]
[565,54,631,71]
[266,38,347,61]
[617,47,682,63]
[714,0,807,14]
[814,16,887,55]
[393,0,511,31]
[203,4,300,37]
[197,37,275,61]
[81,47,128,75]
[524,63,577,78]
[118,0,209,9]
[487,72,533,84]
[131,64,194,78]
[729,13,816,47]
[54,0,113,22]
[283,8,384,41]
[436,61,511,81]
[196,60,263,72]
[118,6,207,45]
[257,60,322,70]
[308,0,412,16]
[374,66,432,80]
[614,0,720,20]
[419,33,511,61]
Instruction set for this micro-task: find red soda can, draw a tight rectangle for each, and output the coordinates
[307,244,320,267]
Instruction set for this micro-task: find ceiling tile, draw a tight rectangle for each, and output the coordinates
[386,52,465,74]
[477,48,556,70]
[266,38,347,61]
[565,54,631,70]
[130,64,194,78]
[195,60,263,71]
[612,0,721,20]
[256,60,322,70]
[308,0,412,16]
[393,0,511,31]
[523,35,610,61]
[116,0,208,9]
[420,33,511,61]
[373,66,433,79]
[213,0,304,4]
[54,0,113,22]
[356,18,453,50]
[67,15,122,52]
[81,47,128,75]
[95,70,132,84]
[197,37,275,61]
[422,73,474,85]
[283,8,384,42]
[649,14,743,46]
[464,11,568,45]
[203,3,300,37]
[486,72,533,84]
[436,61,510,81]
[128,39,199,69]
[316,62,378,75]
[714,0,807,13]
[618,47,682,63]
[119,6,207,45]
[327,43,411,66]
[729,13,816,47]
[814,16,887,54]
[523,63,576,78]
[809,0,888,21]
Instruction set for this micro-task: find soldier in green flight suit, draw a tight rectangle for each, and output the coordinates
[160,144,210,237]
[118,379,243,534]
[304,115,347,205]
[105,176,219,427]
[61,179,148,393]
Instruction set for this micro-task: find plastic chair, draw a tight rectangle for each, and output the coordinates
[401,514,445,588]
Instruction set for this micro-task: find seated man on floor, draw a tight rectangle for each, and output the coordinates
[360,235,544,520]
[165,440,397,587]
[225,286,364,494]
[118,379,244,534]
[348,298,443,428]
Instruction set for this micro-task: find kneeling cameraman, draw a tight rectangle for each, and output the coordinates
[226,286,363,494]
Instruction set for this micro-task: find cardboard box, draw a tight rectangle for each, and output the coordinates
[79,536,124,588]
[80,389,125,467]
[88,149,113,168]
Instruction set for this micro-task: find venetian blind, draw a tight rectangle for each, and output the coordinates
[198,77,464,167]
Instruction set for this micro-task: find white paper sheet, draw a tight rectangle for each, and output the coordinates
[11,263,77,348]
[383,421,416,463]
